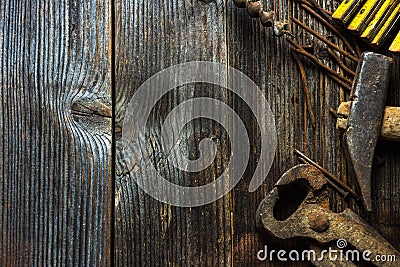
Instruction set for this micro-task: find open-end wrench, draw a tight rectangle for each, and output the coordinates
[256,164,400,266]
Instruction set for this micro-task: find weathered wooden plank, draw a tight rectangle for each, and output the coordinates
[1,0,398,265]
[115,1,372,266]
[372,56,400,248]
[0,0,112,265]
[115,1,400,267]
[222,0,347,265]
[226,1,400,264]
[114,0,231,266]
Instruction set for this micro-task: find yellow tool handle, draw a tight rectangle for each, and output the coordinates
[389,30,400,52]
[348,0,386,32]
[333,0,367,23]
[371,2,400,47]
[361,0,399,40]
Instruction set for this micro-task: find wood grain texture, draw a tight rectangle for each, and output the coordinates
[114,0,400,266]
[1,0,399,266]
[372,56,400,247]
[0,0,112,265]
[114,1,232,266]
[226,0,347,265]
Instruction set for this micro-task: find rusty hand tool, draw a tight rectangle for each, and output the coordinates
[336,52,395,211]
[256,164,400,266]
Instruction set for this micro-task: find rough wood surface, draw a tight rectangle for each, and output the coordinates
[372,57,400,248]
[226,1,346,265]
[1,0,399,266]
[113,0,366,266]
[0,0,112,265]
[114,1,232,266]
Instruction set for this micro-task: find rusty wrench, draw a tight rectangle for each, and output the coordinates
[256,164,400,266]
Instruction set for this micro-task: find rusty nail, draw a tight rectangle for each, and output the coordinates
[294,149,359,200]
[298,3,357,56]
[286,38,353,89]
[291,51,317,128]
[260,11,275,27]
[247,1,263,18]
[291,18,359,62]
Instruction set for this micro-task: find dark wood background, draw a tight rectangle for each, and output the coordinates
[1,0,399,266]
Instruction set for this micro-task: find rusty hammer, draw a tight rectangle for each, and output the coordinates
[336,52,396,211]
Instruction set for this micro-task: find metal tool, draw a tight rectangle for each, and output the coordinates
[336,52,394,211]
[390,30,400,52]
[371,2,400,48]
[360,0,399,42]
[256,164,400,266]
[348,0,386,33]
[333,0,400,53]
[333,0,367,24]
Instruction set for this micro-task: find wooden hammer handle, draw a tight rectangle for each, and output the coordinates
[337,101,400,141]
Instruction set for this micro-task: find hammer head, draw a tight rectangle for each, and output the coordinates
[343,52,392,211]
